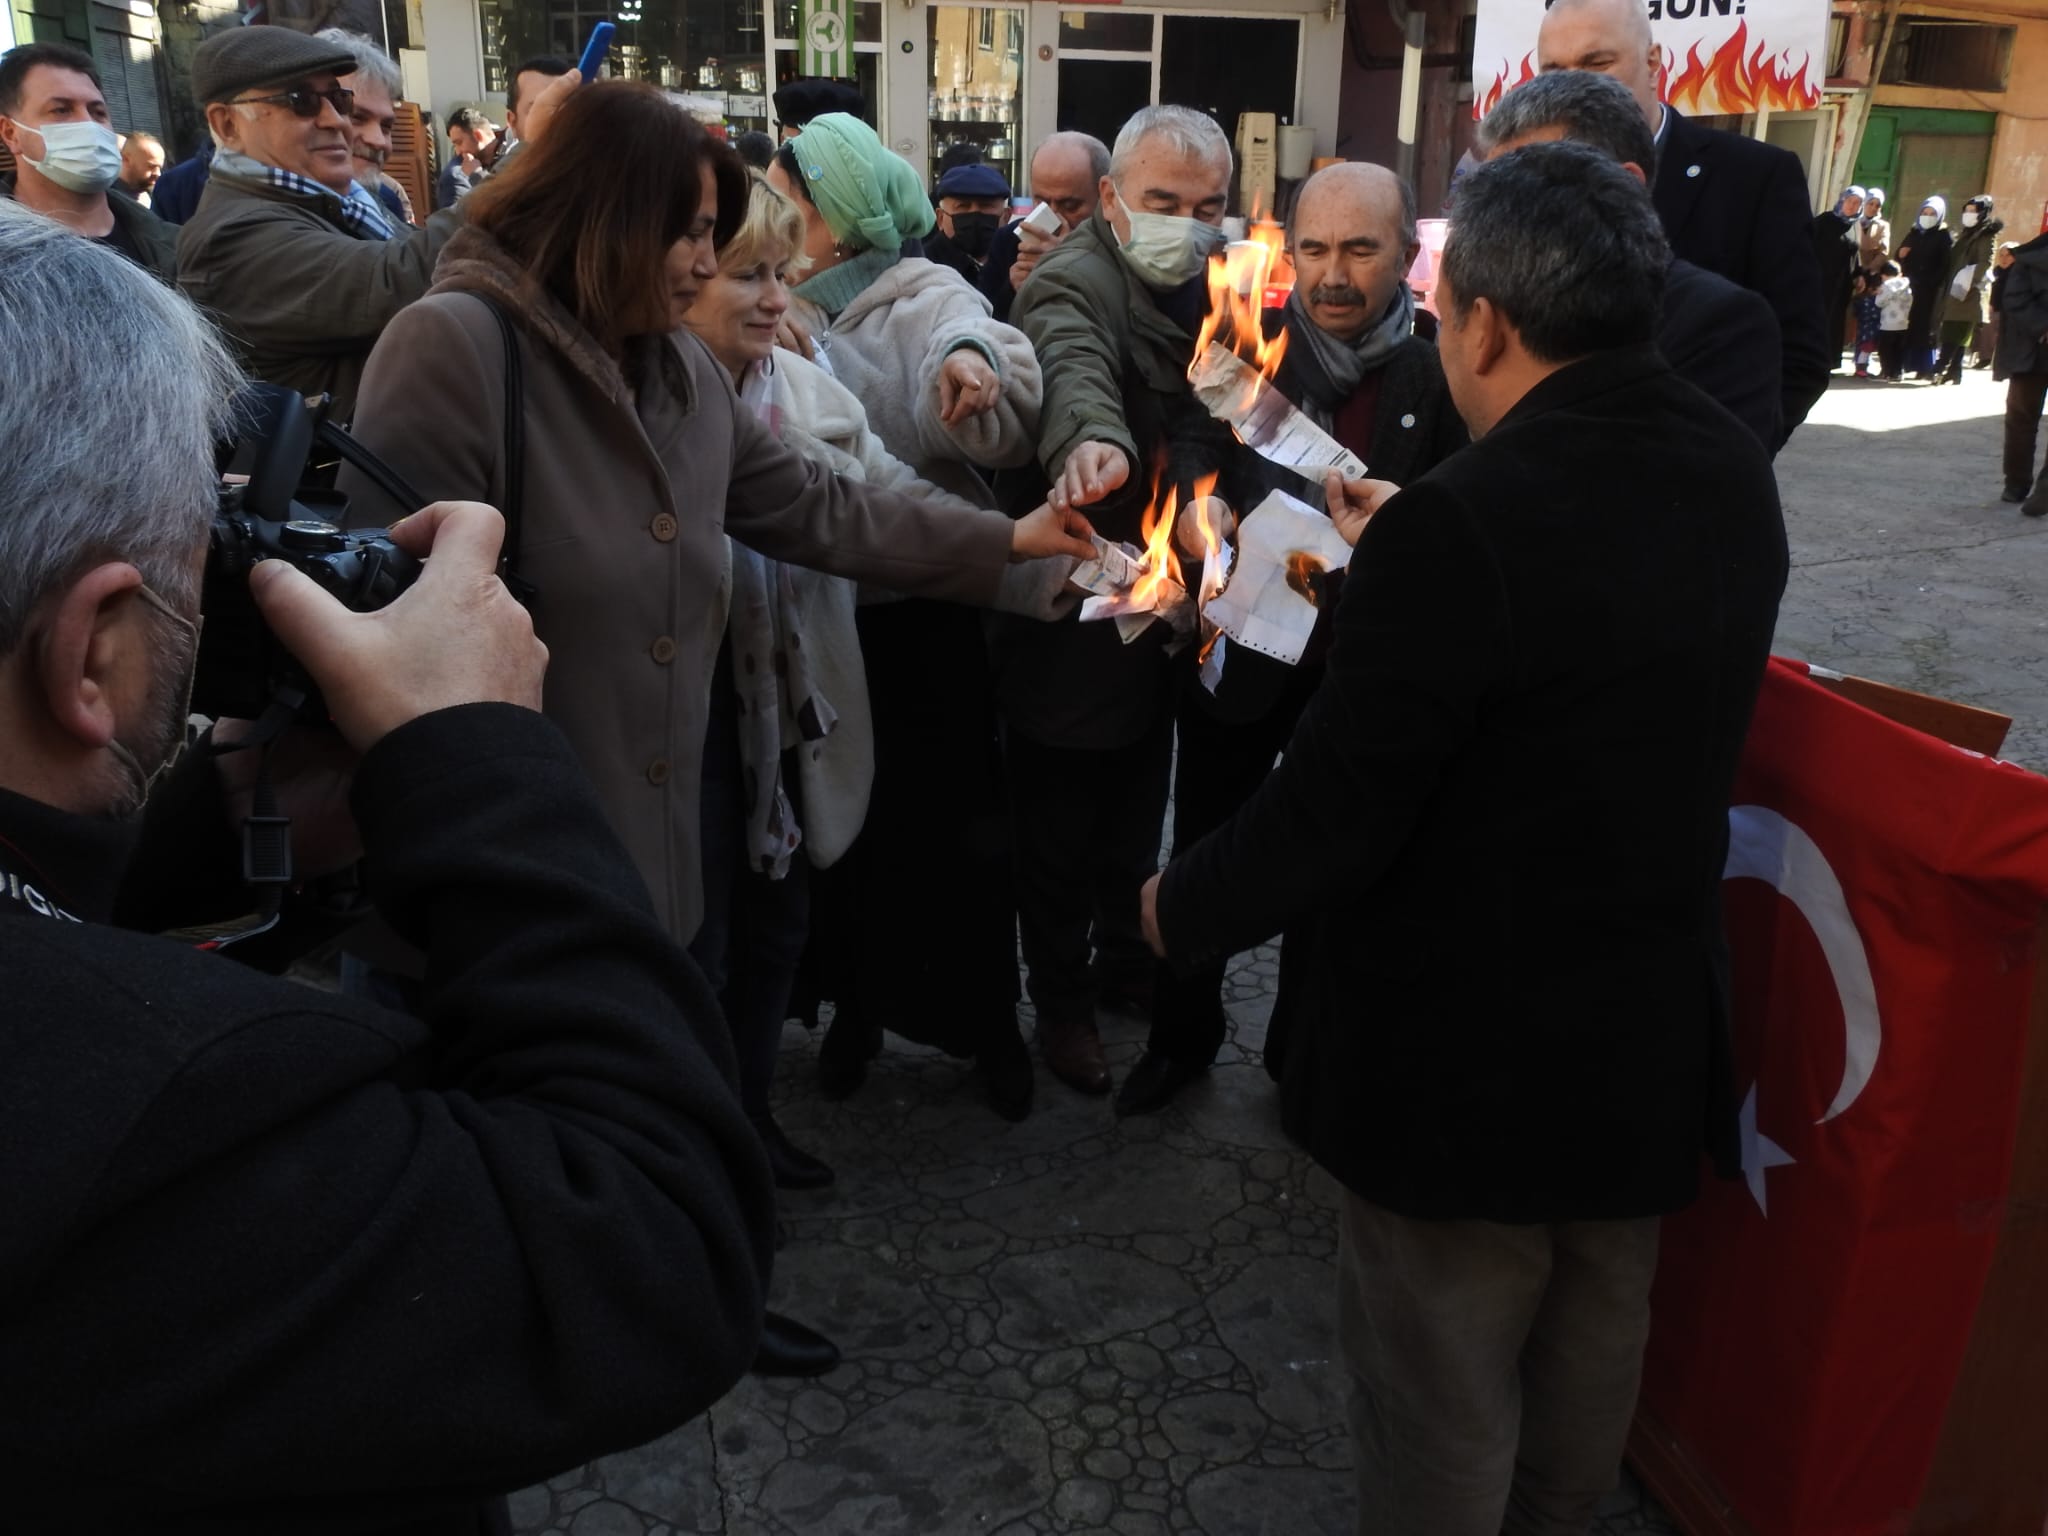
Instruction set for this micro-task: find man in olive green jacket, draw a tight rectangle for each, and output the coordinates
[175,27,464,421]
[990,104,1240,1098]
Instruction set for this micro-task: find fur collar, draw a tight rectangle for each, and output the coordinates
[430,225,691,410]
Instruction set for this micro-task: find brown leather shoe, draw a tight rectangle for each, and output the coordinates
[1039,1013,1113,1095]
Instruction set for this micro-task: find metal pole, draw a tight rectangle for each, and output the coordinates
[1388,0,1424,181]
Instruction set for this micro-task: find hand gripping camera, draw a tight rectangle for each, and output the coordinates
[192,384,425,723]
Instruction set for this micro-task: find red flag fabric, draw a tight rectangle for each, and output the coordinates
[1641,658,2048,1534]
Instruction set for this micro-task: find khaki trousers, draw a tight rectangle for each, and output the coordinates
[1338,1193,1661,1536]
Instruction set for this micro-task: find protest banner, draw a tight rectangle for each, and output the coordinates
[1471,0,1826,118]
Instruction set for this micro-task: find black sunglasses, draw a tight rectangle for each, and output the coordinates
[230,84,355,119]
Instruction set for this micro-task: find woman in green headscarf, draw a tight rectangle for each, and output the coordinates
[768,113,1050,1120]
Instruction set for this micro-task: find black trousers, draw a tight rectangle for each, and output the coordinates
[1007,712,1174,1028]
[1148,671,1318,1065]
[1876,332,1907,379]
[2006,372,2048,493]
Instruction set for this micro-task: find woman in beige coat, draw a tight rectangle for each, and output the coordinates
[339,87,1089,1376]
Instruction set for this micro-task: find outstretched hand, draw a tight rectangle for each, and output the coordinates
[1048,441,1131,511]
[937,349,1002,424]
[1010,500,1099,564]
[1323,471,1400,547]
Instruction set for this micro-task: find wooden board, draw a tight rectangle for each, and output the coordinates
[385,99,433,225]
[1801,666,2012,757]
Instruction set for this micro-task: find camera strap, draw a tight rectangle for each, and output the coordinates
[472,294,535,605]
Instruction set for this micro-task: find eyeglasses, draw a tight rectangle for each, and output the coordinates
[229,84,355,119]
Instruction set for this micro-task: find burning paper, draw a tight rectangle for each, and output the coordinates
[1072,534,1142,596]
[1202,489,1352,666]
[1070,471,1209,644]
[1187,222,1370,484]
[1190,343,1368,482]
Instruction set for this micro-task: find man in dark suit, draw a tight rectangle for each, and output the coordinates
[1478,68,1783,451]
[1119,159,1466,1116]
[1141,142,1788,1534]
[1538,0,1828,447]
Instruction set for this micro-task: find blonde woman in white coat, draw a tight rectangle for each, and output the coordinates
[765,121,1050,1115]
[683,172,1049,1142]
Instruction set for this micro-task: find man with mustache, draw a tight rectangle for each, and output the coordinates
[1119,160,1466,1115]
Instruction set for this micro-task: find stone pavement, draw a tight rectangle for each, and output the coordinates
[512,371,2040,1536]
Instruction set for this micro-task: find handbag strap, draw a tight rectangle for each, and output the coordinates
[469,293,535,604]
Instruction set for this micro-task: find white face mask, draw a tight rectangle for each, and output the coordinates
[1918,212,1940,230]
[1111,183,1226,289]
[7,116,121,195]
[107,584,202,816]
[1961,210,1980,228]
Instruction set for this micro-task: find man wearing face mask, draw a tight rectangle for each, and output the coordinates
[990,104,1239,1097]
[0,44,177,281]
[0,200,777,1534]
[923,159,1011,283]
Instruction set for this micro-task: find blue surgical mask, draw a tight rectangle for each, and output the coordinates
[1112,183,1225,288]
[7,116,121,195]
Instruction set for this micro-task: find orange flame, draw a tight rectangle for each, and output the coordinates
[1475,52,1537,119]
[1191,223,1291,420]
[1129,462,1183,609]
[1661,23,1819,114]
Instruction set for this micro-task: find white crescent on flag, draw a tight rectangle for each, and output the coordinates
[1724,805,1883,1123]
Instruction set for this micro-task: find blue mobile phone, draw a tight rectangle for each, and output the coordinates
[577,21,615,82]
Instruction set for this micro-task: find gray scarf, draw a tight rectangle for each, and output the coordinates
[1283,283,1415,431]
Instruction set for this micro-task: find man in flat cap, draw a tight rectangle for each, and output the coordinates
[175,26,474,418]
[924,160,1011,283]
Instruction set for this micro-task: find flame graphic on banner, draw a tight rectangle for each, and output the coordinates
[1663,22,1820,112]
[1476,52,1537,117]
[1475,22,1817,118]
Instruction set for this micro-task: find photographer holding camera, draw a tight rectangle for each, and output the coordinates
[0,203,774,1532]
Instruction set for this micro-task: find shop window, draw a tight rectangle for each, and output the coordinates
[1882,19,2014,92]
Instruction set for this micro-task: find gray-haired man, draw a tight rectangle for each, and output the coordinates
[317,28,416,225]
[993,104,1238,1097]
[1144,142,1787,1534]
[0,197,774,1532]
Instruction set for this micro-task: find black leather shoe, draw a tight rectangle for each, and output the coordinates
[755,1114,835,1190]
[817,1010,881,1099]
[1114,1049,1207,1117]
[2004,486,2029,503]
[752,1311,841,1378]
[978,1028,1034,1122]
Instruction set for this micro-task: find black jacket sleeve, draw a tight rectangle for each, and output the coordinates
[1755,148,1831,439]
[1659,271,1784,454]
[21,704,773,1516]
[1156,481,1511,966]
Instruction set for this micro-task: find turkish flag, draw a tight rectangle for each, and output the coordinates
[1640,658,2048,1534]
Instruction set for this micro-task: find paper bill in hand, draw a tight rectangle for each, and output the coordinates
[1202,489,1353,667]
[1189,343,1369,482]
[1071,535,1143,597]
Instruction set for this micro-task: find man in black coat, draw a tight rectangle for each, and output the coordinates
[1538,0,1829,446]
[1477,68,1783,452]
[1119,159,1466,1116]
[0,206,773,1533]
[1142,143,1788,1534]
[1995,230,2048,514]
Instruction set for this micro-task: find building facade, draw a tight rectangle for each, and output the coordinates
[423,0,1347,202]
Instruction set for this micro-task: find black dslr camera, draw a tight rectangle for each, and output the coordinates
[192,385,425,722]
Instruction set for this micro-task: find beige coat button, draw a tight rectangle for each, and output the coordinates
[647,758,670,785]
[651,513,678,542]
[650,635,677,664]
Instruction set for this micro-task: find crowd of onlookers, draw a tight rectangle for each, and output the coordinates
[1812,180,2048,512]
